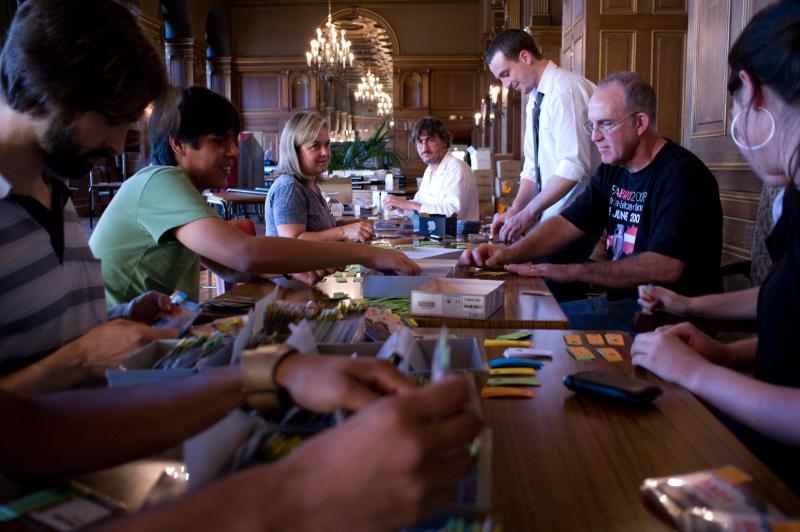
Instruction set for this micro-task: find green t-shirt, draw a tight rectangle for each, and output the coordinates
[89,165,218,305]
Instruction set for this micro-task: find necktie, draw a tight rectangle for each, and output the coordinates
[532,91,545,193]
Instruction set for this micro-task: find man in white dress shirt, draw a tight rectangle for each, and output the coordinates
[383,117,479,220]
[488,29,598,245]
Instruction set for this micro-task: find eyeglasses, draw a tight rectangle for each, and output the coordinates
[583,112,639,136]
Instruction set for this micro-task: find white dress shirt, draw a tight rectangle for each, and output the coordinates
[521,60,598,220]
[413,152,480,220]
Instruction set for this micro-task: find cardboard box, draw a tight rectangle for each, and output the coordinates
[473,169,493,185]
[106,339,230,387]
[496,159,521,178]
[470,148,493,171]
[495,177,519,197]
[362,260,456,298]
[413,212,457,238]
[317,337,484,371]
[411,278,504,319]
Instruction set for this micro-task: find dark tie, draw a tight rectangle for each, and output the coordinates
[532,91,545,193]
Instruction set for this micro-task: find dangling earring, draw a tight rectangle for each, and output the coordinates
[730,107,776,150]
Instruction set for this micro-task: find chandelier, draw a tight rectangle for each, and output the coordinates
[377,93,392,116]
[354,69,383,102]
[305,0,353,77]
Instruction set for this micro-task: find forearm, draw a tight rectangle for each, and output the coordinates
[94,464,292,532]
[685,362,800,446]
[520,176,577,219]
[203,258,264,283]
[0,343,95,396]
[1,367,245,480]
[508,180,536,215]
[296,226,347,242]
[722,336,758,369]
[231,237,372,274]
[686,287,759,319]
[569,252,684,289]
[506,215,584,263]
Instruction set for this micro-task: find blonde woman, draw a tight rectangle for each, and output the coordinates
[266,112,374,242]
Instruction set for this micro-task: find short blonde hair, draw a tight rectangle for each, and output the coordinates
[276,111,328,182]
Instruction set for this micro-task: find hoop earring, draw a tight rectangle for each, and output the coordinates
[730,107,775,150]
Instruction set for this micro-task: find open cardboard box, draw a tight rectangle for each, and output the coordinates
[361,259,457,298]
[411,278,504,320]
[318,337,484,371]
[106,339,231,388]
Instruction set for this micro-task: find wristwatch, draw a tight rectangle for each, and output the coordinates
[241,343,296,410]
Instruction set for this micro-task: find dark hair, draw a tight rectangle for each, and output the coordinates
[486,29,542,64]
[410,117,452,148]
[728,2,800,178]
[598,71,657,123]
[0,0,167,124]
[149,86,242,166]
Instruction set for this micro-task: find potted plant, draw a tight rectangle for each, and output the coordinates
[328,118,402,172]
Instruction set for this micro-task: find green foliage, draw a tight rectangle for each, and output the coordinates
[328,118,402,171]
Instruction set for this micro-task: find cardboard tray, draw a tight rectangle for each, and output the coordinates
[317,337,484,371]
[411,278,505,320]
[106,339,230,388]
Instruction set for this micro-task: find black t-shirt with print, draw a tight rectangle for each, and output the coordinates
[560,140,722,300]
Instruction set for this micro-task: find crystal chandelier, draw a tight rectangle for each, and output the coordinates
[305,0,353,77]
[377,93,392,116]
[353,69,383,102]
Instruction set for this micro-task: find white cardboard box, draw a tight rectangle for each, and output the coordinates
[411,278,504,319]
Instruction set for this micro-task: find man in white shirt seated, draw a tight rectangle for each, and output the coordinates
[383,117,479,221]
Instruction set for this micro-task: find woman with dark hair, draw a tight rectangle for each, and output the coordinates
[631,2,800,490]
[90,87,418,305]
[265,111,374,241]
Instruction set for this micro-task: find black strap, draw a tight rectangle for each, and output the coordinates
[532,91,545,193]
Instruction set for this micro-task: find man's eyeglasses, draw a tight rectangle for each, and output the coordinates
[583,112,639,136]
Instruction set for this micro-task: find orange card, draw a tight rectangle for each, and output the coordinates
[564,334,583,346]
[567,346,595,360]
[597,347,624,362]
[585,333,605,346]
[481,387,535,399]
[604,333,625,346]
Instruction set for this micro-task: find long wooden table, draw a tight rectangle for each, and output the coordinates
[414,327,800,530]
[214,267,569,329]
[4,327,798,530]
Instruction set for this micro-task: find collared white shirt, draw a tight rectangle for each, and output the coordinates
[413,151,480,220]
[521,60,598,220]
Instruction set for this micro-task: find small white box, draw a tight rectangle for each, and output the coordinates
[411,278,504,319]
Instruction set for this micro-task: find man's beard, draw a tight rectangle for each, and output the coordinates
[41,117,114,178]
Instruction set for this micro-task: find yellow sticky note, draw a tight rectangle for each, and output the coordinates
[489,368,536,377]
[483,339,533,348]
[481,387,535,399]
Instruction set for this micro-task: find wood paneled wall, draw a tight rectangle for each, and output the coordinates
[233,55,485,179]
[561,0,687,143]
[682,0,776,265]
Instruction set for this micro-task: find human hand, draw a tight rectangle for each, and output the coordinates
[653,321,731,364]
[382,194,407,211]
[275,355,414,412]
[497,210,535,242]
[637,285,691,315]
[505,262,578,282]
[124,291,175,324]
[458,243,511,269]
[341,220,375,242]
[290,269,333,286]
[55,320,178,378]
[490,212,507,240]
[631,329,714,389]
[278,377,482,532]
[365,248,421,276]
